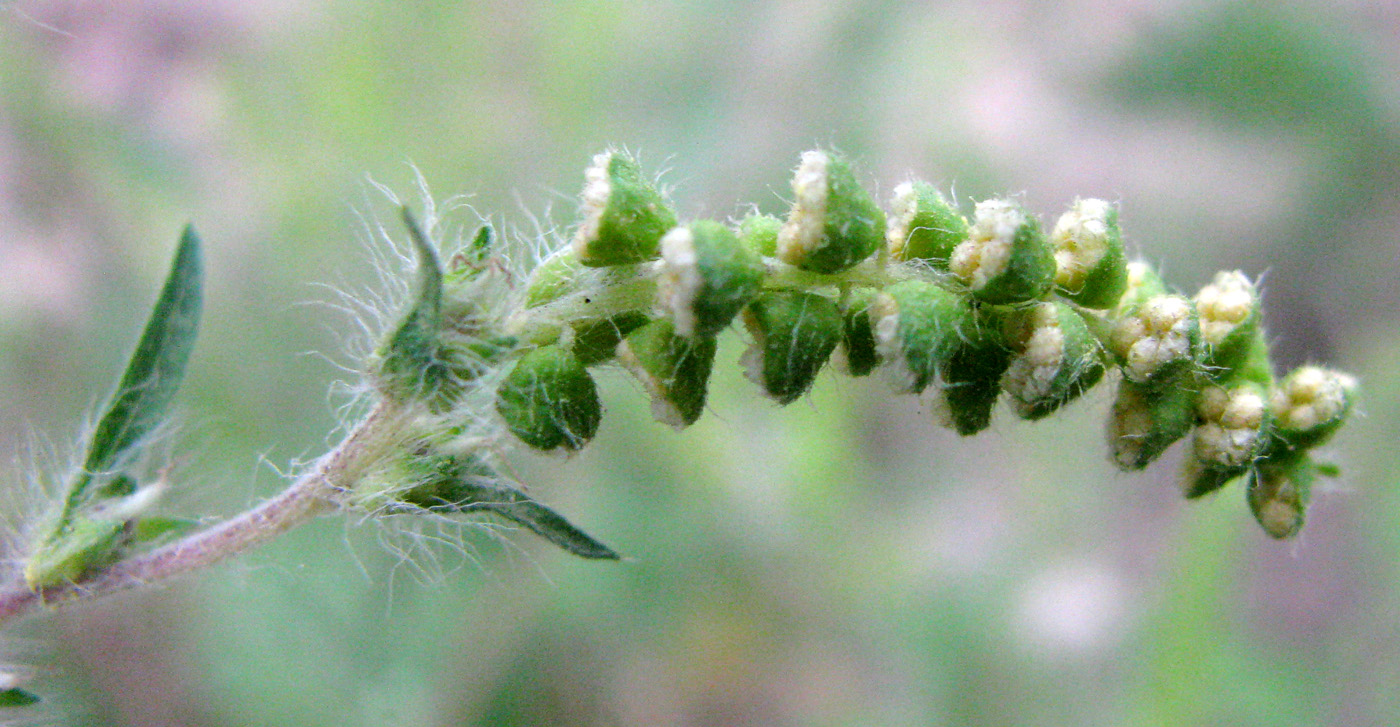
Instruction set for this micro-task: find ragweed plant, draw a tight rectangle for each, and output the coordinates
[0,148,1358,707]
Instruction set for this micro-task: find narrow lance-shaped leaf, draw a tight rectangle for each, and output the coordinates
[70,226,203,507]
[374,207,457,410]
[0,688,40,708]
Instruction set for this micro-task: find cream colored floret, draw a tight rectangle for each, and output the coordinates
[1003,303,1066,406]
[572,151,613,254]
[1195,270,1256,346]
[1271,366,1357,431]
[1108,383,1154,468]
[1052,198,1113,291]
[658,227,701,336]
[869,293,920,393]
[777,150,830,263]
[950,199,1022,291]
[1112,294,1193,382]
[885,181,918,258]
[1193,386,1266,467]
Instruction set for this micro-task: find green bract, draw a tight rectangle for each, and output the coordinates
[1050,198,1128,309]
[617,319,717,429]
[659,220,766,338]
[776,150,886,274]
[573,150,677,267]
[870,280,965,394]
[1107,373,1200,471]
[936,307,1012,436]
[571,311,650,366]
[950,199,1054,305]
[495,345,602,452]
[886,181,967,267]
[741,291,842,404]
[838,287,882,377]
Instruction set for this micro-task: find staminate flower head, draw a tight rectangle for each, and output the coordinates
[1107,377,1198,471]
[657,220,765,338]
[870,280,965,394]
[1050,198,1128,309]
[776,150,886,274]
[1247,453,1315,540]
[1270,365,1358,449]
[573,150,677,267]
[1180,382,1271,499]
[495,344,602,452]
[949,198,1054,304]
[1111,294,1199,383]
[616,318,717,429]
[740,291,843,404]
[885,181,968,267]
[1194,270,1262,377]
[1002,301,1105,420]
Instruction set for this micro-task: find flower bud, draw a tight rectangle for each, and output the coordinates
[1269,366,1358,450]
[1112,260,1168,317]
[1194,271,1263,378]
[1002,301,1106,420]
[1107,374,1199,471]
[838,286,882,377]
[573,150,677,267]
[738,212,782,258]
[776,150,886,274]
[740,291,842,404]
[658,220,766,338]
[885,181,967,267]
[949,199,1055,305]
[1247,452,1314,540]
[1050,198,1128,309]
[1181,382,1270,498]
[495,345,602,452]
[617,318,717,428]
[870,280,966,393]
[1110,294,1200,384]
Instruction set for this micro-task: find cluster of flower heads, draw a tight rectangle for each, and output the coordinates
[377,149,1357,541]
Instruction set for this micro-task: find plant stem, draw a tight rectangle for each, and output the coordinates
[0,402,401,628]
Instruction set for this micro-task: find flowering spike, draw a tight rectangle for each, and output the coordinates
[777,150,886,274]
[574,150,677,267]
[740,291,843,404]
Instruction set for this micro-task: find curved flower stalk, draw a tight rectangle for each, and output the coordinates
[0,149,1360,708]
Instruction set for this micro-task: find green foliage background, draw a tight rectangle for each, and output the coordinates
[2,1,1398,724]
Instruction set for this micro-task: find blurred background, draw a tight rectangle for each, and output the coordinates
[1,0,1398,724]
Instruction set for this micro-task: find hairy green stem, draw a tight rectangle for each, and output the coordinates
[0,403,403,628]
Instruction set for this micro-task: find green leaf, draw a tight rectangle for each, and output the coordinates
[374,207,458,410]
[402,457,619,560]
[0,688,40,708]
[75,226,202,500]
